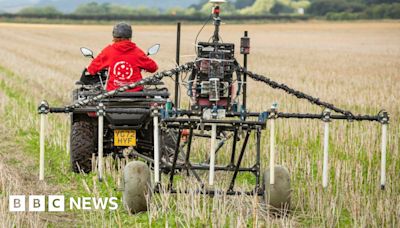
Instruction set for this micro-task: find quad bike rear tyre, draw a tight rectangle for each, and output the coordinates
[70,121,95,173]
[263,165,291,213]
[122,161,151,214]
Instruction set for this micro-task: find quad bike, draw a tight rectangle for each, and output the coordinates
[70,44,180,174]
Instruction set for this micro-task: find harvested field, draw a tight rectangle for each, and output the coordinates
[0,21,399,227]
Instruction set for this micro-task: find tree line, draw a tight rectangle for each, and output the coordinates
[308,0,400,20]
[11,0,400,20]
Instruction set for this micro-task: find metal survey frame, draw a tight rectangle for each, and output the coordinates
[38,99,389,192]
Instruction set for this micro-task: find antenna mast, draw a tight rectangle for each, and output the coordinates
[210,0,226,43]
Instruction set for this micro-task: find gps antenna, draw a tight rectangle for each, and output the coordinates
[210,0,226,43]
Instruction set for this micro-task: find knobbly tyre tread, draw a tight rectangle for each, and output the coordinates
[263,165,292,214]
[70,121,95,173]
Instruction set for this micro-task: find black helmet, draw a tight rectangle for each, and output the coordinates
[112,22,132,39]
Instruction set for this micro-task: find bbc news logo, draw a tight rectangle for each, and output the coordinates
[9,195,119,212]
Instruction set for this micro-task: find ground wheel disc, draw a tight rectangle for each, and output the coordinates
[263,165,291,214]
[123,161,151,214]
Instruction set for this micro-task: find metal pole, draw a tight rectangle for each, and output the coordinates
[38,100,49,181]
[255,127,261,189]
[153,108,160,184]
[228,130,251,191]
[229,129,238,167]
[97,103,104,182]
[380,111,389,190]
[185,127,194,176]
[322,121,329,188]
[380,124,387,190]
[169,129,182,189]
[322,109,330,188]
[269,118,275,185]
[209,124,217,186]
[242,31,248,109]
[39,113,46,181]
[269,103,278,185]
[175,22,181,109]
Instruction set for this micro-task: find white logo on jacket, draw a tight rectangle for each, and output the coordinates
[113,61,133,86]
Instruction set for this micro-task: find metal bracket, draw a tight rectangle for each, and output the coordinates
[240,106,247,121]
[258,111,269,122]
[150,105,160,117]
[96,103,105,117]
[38,100,50,114]
[378,110,389,124]
[322,109,331,122]
[269,102,278,119]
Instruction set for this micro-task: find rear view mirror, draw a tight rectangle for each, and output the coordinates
[80,47,94,59]
[147,44,160,56]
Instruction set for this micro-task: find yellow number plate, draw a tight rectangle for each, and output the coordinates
[114,130,136,146]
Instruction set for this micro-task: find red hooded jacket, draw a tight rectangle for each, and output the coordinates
[87,40,158,92]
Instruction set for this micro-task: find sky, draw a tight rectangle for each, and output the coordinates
[0,0,201,13]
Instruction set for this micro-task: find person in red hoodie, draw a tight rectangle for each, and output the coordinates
[86,22,158,92]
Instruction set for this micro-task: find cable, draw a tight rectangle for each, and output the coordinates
[244,69,356,117]
[194,13,213,54]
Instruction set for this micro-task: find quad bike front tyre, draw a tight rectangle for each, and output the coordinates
[70,121,95,173]
[122,161,151,214]
[263,165,291,213]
